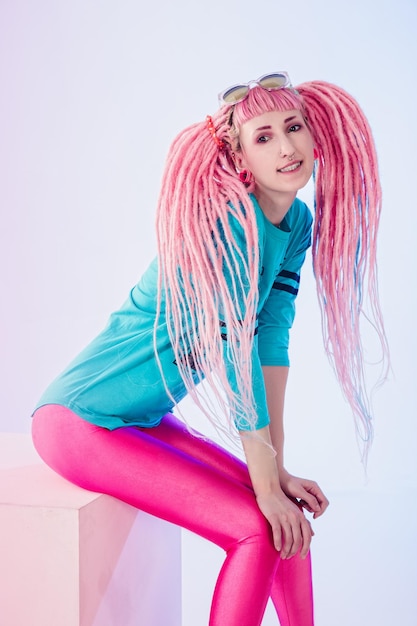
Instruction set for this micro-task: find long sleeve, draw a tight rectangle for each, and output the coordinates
[217,196,312,431]
[257,203,313,367]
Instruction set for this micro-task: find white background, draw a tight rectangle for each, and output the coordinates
[1,1,416,624]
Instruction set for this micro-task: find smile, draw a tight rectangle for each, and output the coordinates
[278,161,301,173]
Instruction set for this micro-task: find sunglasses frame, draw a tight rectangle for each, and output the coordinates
[218,71,292,105]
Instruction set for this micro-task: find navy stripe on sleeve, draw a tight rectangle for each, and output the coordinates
[272,282,299,295]
[278,269,300,283]
[272,269,301,296]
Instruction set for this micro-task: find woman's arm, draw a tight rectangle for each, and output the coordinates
[240,365,329,558]
[262,365,288,473]
[263,365,329,519]
[240,424,313,559]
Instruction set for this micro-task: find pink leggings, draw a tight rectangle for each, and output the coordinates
[32,405,314,626]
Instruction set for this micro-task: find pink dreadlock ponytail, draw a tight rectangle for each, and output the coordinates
[153,80,389,461]
[154,108,260,437]
[297,80,390,463]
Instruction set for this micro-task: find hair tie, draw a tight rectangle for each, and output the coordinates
[206,115,226,150]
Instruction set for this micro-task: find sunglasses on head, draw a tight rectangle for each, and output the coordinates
[218,72,292,105]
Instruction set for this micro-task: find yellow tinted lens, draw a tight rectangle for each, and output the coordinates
[222,85,250,103]
[259,74,288,89]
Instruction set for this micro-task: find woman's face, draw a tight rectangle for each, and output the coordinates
[236,108,315,201]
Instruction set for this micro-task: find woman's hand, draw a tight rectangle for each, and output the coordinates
[239,425,319,560]
[255,489,314,560]
[279,469,329,519]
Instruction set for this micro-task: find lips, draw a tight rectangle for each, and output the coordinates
[278,161,301,173]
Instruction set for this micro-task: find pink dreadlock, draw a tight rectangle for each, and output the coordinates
[297,81,390,461]
[154,107,261,437]
[154,81,389,460]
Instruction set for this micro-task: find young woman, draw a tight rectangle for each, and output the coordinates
[32,72,389,626]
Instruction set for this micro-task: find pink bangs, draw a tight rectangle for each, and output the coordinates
[231,86,304,128]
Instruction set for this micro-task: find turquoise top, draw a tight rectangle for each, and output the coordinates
[36,195,312,431]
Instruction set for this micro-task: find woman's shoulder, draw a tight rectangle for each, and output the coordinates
[287,197,313,226]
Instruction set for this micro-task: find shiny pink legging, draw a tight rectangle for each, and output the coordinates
[32,405,314,626]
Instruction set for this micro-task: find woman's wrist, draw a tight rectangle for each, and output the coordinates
[252,475,284,499]
[240,427,284,498]
[277,466,292,488]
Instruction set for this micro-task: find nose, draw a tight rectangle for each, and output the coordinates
[278,135,295,158]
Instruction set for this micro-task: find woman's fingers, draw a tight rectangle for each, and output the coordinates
[269,516,283,552]
[273,510,311,560]
[299,515,313,559]
[302,483,329,518]
[284,475,330,518]
[256,492,313,560]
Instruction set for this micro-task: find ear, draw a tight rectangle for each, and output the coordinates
[233,151,247,171]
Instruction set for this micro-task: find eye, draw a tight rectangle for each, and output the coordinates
[256,134,270,143]
[288,124,302,133]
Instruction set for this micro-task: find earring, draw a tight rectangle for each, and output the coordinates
[239,169,254,186]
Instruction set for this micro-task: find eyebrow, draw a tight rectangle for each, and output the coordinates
[254,116,299,131]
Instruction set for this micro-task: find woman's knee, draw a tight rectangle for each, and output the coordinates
[231,507,279,559]
[226,522,281,580]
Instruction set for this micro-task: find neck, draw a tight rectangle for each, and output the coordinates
[254,187,296,226]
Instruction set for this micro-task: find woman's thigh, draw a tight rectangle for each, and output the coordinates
[141,412,252,489]
[32,405,270,551]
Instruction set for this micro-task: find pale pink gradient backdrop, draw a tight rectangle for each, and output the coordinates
[0,1,416,625]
